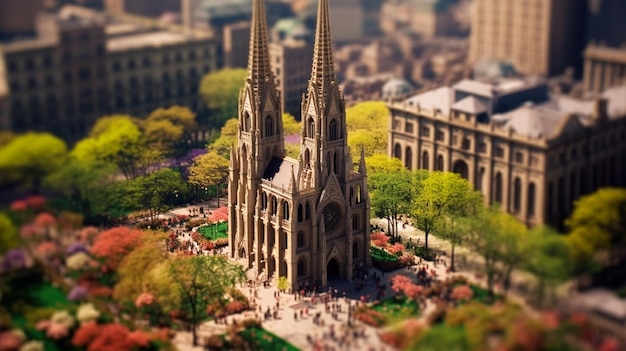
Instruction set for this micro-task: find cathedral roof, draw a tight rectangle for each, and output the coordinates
[262,157,299,189]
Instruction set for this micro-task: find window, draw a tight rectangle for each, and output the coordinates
[513,177,521,212]
[405,147,412,169]
[393,119,401,130]
[143,57,151,67]
[435,130,444,141]
[528,182,536,216]
[571,147,578,159]
[283,202,290,220]
[495,147,504,158]
[305,202,311,220]
[265,116,274,137]
[297,260,306,277]
[128,60,136,69]
[405,122,413,133]
[297,232,305,248]
[462,138,470,150]
[515,152,524,163]
[420,126,430,137]
[298,205,303,222]
[352,214,360,230]
[494,172,503,203]
[478,141,487,153]
[421,151,429,169]
[436,155,444,171]
[329,119,338,140]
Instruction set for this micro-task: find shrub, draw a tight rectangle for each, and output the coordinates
[414,246,435,261]
[355,308,386,327]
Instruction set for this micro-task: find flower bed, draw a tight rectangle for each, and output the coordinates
[370,247,403,271]
[371,296,421,322]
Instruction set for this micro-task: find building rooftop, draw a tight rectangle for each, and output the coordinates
[492,102,565,139]
[452,96,487,114]
[263,157,299,189]
[453,78,537,98]
[0,38,56,53]
[405,86,453,113]
[106,31,194,51]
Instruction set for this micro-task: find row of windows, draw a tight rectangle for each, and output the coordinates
[110,49,211,71]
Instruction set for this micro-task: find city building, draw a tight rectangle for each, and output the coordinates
[583,44,626,94]
[269,39,313,120]
[469,0,586,77]
[228,0,370,290]
[0,6,217,142]
[104,0,180,17]
[0,0,46,38]
[584,0,626,49]
[410,0,458,38]
[223,21,251,68]
[388,78,626,227]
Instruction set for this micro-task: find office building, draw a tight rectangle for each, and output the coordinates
[469,0,585,77]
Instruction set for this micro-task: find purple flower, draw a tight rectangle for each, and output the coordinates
[284,134,300,144]
[1,249,27,270]
[66,242,88,256]
[67,285,88,301]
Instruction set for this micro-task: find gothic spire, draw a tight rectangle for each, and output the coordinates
[247,0,273,94]
[309,0,336,104]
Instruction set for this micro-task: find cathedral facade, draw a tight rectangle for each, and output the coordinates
[228,0,371,290]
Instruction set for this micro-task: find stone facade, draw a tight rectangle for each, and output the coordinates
[388,81,626,228]
[228,0,370,291]
[583,44,626,94]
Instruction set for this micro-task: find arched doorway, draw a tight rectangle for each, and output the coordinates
[327,258,340,280]
[452,160,469,180]
[238,247,246,259]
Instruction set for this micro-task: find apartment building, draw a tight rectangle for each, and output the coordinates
[269,39,313,120]
[0,6,217,142]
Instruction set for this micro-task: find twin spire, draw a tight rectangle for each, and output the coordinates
[247,0,337,104]
[246,0,273,96]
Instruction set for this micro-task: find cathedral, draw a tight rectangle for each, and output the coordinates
[228,0,371,290]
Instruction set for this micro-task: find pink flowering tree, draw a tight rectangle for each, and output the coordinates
[209,206,228,223]
[450,285,474,303]
[388,243,406,255]
[371,232,390,248]
[390,275,423,301]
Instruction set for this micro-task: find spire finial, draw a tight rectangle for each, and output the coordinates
[309,0,336,102]
[247,0,273,93]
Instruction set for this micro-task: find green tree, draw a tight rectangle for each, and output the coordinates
[73,115,154,180]
[364,154,404,175]
[345,101,389,157]
[0,213,18,254]
[369,168,412,238]
[144,106,197,154]
[128,168,188,223]
[154,255,245,346]
[412,171,468,250]
[493,212,528,294]
[277,276,290,292]
[0,132,68,192]
[282,113,301,135]
[208,118,239,159]
[44,158,117,221]
[434,185,482,271]
[199,68,247,128]
[461,205,502,296]
[188,152,229,208]
[524,226,572,306]
[566,187,626,266]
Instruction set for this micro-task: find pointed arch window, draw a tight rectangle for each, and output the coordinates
[297,259,306,277]
[355,185,362,204]
[333,151,339,175]
[297,231,305,248]
[352,214,360,230]
[353,242,359,259]
[528,182,536,216]
[513,177,521,212]
[305,202,311,220]
[261,192,268,210]
[271,196,278,215]
[298,204,303,222]
[283,201,290,220]
[265,115,274,137]
[307,117,315,138]
[243,112,250,132]
[329,119,338,141]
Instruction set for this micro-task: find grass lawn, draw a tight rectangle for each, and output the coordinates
[370,246,399,262]
[198,222,228,240]
[239,327,300,351]
[371,296,420,323]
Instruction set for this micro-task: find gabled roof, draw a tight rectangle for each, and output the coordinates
[405,86,453,114]
[493,103,564,139]
[451,96,487,114]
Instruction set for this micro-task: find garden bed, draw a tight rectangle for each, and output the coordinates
[239,327,299,351]
[372,296,420,322]
[198,222,228,241]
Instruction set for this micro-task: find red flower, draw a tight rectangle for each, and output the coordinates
[25,196,47,209]
[10,200,28,212]
[371,232,390,248]
[209,207,228,223]
[127,330,151,348]
[35,212,56,227]
[450,285,473,302]
[90,227,143,270]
